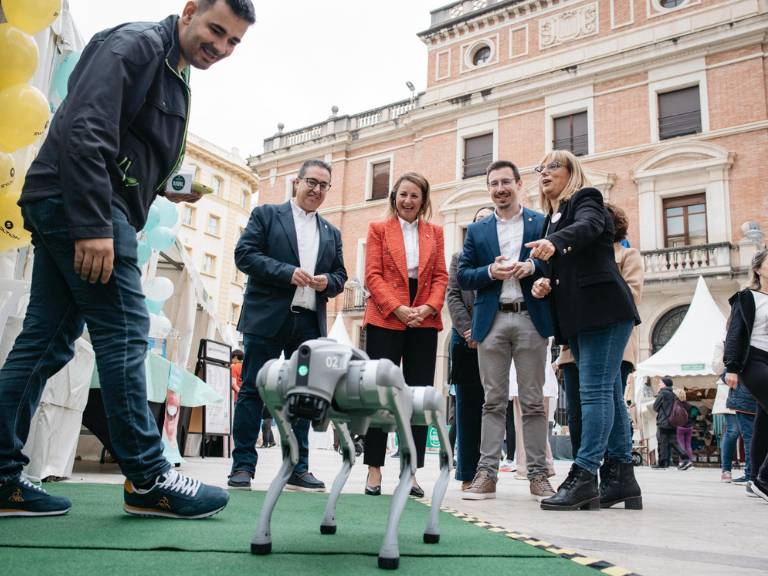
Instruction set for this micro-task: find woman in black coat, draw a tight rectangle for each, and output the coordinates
[724,248,768,502]
[527,149,641,511]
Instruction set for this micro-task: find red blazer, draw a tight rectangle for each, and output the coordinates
[363,218,448,331]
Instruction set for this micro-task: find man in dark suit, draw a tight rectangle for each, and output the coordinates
[458,160,554,501]
[228,159,347,491]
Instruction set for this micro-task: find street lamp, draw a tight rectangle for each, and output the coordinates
[405,81,415,106]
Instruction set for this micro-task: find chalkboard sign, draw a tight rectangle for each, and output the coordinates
[195,339,232,457]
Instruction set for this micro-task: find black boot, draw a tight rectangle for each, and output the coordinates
[599,459,643,509]
[540,464,599,511]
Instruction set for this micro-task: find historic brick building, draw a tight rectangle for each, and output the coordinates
[248,0,768,387]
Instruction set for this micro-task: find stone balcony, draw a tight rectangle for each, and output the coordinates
[641,242,739,281]
[341,284,368,313]
[259,98,420,156]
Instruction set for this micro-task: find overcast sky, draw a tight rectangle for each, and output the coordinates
[67,0,437,158]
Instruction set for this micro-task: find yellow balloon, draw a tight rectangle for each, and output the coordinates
[0,184,31,251]
[0,24,39,90]
[2,0,62,35]
[0,84,50,153]
[0,152,15,192]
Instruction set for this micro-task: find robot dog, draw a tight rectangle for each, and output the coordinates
[250,338,453,570]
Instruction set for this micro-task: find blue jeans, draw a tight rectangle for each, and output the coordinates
[0,197,168,484]
[569,320,633,474]
[230,310,319,476]
[736,412,755,479]
[720,413,740,472]
[452,331,484,481]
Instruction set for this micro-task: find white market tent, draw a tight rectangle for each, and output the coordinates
[635,276,726,378]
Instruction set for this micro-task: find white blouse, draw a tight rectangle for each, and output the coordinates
[399,217,419,279]
[750,290,768,352]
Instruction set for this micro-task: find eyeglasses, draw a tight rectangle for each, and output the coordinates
[488,178,517,189]
[299,177,331,192]
[534,161,564,174]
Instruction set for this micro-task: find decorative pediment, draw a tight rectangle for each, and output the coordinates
[633,142,733,182]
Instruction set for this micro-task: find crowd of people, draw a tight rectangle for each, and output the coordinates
[0,0,766,523]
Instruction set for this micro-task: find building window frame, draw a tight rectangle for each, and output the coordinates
[462,133,494,179]
[211,175,224,196]
[455,111,498,182]
[206,214,221,237]
[460,35,499,73]
[202,252,217,276]
[648,65,709,143]
[240,188,250,210]
[284,172,298,201]
[552,110,589,156]
[662,193,707,248]
[365,155,394,201]
[657,85,703,141]
[544,87,594,155]
[181,205,196,228]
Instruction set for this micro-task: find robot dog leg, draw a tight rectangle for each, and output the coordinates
[410,386,453,544]
[320,420,356,534]
[250,359,301,554]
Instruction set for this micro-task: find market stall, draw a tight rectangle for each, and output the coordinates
[633,276,727,465]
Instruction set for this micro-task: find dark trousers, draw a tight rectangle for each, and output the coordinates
[363,323,438,469]
[505,399,516,459]
[0,197,168,484]
[231,309,319,476]
[657,427,689,466]
[563,360,634,458]
[742,346,768,481]
[451,331,484,481]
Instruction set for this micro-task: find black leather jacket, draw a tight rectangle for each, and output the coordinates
[21,15,189,239]
[724,288,756,374]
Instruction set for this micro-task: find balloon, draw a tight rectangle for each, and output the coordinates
[51,51,80,100]
[137,238,152,265]
[148,313,172,339]
[144,276,174,302]
[146,225,175,252]
[0,24,39,90]
[155,196,178,228]
[0,190,31,251]
[144,203,160,232]
[0,84,50,153]
[146,299,164,315]
[0,152,15,192]
[2,0,62,35]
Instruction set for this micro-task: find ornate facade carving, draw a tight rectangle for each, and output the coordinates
[539,2,598,49]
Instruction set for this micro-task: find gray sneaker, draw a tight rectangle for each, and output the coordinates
[530,473,556,500]
[461,469,496,500]
[285,471,326,493]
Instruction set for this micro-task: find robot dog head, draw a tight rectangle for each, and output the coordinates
[258,338,368,427]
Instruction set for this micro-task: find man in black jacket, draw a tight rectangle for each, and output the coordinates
[0,1,254,519]
[653,376,692,470]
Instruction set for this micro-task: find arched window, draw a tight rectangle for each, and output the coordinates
[651,305,689,354]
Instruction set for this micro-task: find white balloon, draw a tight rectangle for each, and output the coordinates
[148,313,172,339]
[144,276,174,302]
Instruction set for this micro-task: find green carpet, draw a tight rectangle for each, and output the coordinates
[0,483,600,575]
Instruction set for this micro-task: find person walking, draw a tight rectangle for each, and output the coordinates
[724,248,768,502]
[653,377,692,470]
[0,0,255,519]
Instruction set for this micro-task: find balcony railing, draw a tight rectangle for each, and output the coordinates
[342,284,368,312]
[641,242,733,280]
[260,97,419,154]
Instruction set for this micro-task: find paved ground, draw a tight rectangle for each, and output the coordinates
[69,448,767,576]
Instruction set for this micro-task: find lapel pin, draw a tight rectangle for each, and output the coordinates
[551,212,562,223]
[528,217,533,222]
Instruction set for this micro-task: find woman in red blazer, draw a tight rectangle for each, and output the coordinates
[363,172,448,497]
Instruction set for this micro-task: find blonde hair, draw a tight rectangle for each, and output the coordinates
[750,248,768,290]
[673,388,687,402]
[386,172,433,221]
[537,149,591,214]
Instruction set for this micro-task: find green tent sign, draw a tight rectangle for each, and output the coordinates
[681,363,706,371]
